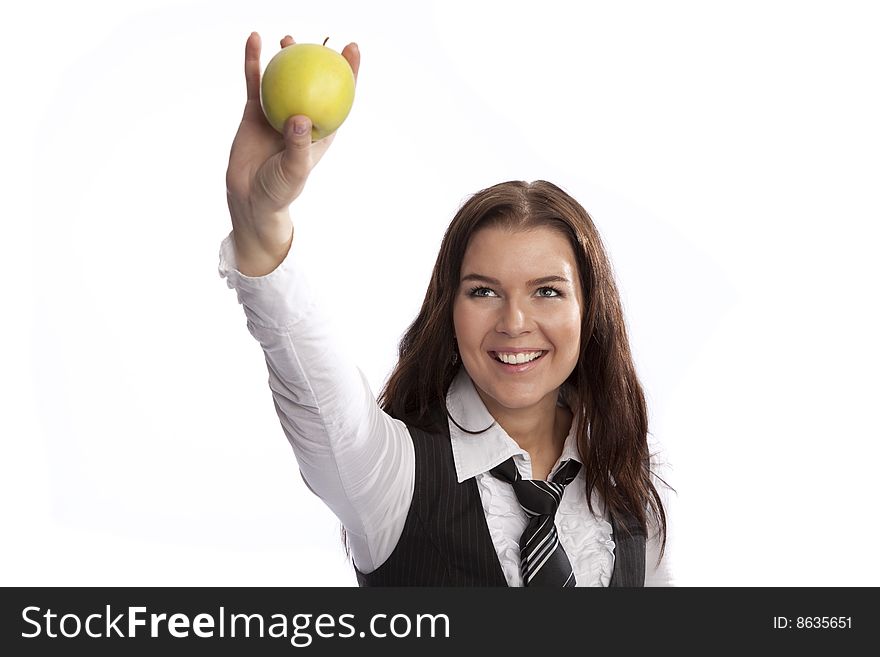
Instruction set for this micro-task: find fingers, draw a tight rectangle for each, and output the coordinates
[341,42,360,83]
[280,35,295,48]
[245,32,261,102]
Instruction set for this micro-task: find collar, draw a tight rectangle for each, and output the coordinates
[446,368,582,483]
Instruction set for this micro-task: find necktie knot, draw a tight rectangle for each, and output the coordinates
[489,456,581,487]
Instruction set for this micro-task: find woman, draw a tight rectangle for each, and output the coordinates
[221,32,672,586]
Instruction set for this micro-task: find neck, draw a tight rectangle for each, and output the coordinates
[478,389,571,464]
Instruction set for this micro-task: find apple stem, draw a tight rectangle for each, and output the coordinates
[323,36,330,46]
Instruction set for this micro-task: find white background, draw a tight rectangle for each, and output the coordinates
[2,0,878,586]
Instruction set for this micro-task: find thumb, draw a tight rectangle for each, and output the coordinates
[284,114,312,150]
[280,114,312,181]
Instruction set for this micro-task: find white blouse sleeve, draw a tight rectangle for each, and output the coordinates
[217,231,414,574]
[644,434,676,586]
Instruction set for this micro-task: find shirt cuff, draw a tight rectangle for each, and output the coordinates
[217,230,317,329]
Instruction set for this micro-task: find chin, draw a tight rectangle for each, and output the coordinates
[481,383,553,412]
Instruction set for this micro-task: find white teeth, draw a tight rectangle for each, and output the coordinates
[495,351,543,365]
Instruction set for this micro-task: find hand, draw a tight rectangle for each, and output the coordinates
[225,32,360,226]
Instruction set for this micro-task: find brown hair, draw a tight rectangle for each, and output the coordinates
[347,179,668,563]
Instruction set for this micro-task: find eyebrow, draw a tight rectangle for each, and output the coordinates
[460,273,572,287]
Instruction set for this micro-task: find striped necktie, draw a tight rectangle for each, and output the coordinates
[490,456,582,587]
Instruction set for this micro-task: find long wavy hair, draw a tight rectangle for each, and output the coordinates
[345,179,668,562]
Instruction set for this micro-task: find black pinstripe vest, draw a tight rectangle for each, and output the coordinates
[354,409,646,587]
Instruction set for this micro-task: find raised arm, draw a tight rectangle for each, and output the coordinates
[220,32,413,574]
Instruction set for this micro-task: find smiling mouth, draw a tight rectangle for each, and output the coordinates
[490,350,547,365]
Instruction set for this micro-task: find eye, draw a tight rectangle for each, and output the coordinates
[467,286,497,298]
[537,286,562,298]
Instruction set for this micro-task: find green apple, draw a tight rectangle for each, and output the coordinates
[260,40,356,141]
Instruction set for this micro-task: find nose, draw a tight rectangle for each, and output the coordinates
[494,297,534,337]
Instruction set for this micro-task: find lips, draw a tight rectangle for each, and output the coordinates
[489,347,548,359]
[488,350,548,372]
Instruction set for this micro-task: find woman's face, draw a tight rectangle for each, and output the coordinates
[452,224,584,414]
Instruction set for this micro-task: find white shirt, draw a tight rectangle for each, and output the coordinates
[218,231,675,586]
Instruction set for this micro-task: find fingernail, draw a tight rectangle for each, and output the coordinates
[294,120,308,135]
